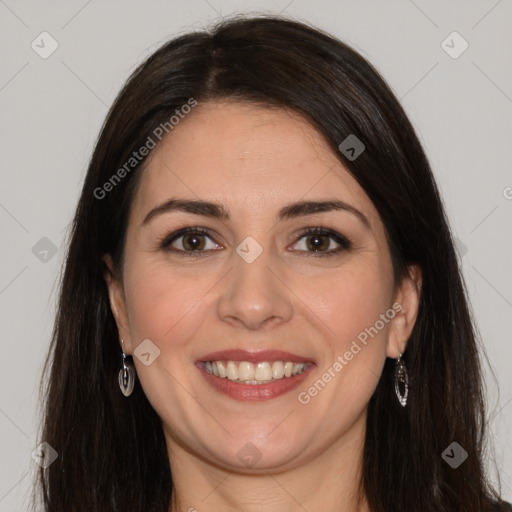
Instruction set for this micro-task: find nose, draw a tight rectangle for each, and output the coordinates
[216,246,294,331]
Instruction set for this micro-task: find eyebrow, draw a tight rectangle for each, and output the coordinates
[141,198,371,230]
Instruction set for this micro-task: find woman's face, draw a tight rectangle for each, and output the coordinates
[105,100,420,472]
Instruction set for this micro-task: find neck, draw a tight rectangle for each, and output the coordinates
[165,411,370,512]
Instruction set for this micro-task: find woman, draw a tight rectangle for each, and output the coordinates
[33,14,511,512]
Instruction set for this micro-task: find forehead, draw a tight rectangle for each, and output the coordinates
[130,101,381,230]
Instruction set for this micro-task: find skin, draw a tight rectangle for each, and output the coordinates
[104,100,422,512]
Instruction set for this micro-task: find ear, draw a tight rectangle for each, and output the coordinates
[386,264,422,359]
[103,254,132,354]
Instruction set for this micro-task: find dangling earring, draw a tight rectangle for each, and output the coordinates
[118,339,136,397]
[394,353,409,407]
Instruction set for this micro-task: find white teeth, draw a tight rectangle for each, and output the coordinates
[272,361,284,379]
[204,360,309,383]
[254,362,272,381]
[226,361,238,380]
[238,361,255,381]
[217,361,227,378]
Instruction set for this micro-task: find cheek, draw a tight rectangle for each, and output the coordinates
[302,261,392,404]
[122,263,212,424]
[294,269,392,426]
[123,262,209,352]
[304,263,392,346]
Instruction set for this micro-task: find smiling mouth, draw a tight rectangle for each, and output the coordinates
[202,360,310,384]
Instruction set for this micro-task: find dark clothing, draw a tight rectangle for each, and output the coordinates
[491,501,512,511]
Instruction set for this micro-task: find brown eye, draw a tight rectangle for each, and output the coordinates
[304,234,330,252]
[181,233,206,251]
[159,227,221,255]
[291,228,351,256]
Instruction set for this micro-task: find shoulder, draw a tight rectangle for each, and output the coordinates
[490,501,512,512]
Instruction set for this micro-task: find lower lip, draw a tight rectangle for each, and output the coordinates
[196,363,314,401]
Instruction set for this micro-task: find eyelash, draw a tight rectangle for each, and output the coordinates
[157,226,352,258]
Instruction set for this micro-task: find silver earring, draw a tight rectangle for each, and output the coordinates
[118,339,136,397]
[394,353,409,407]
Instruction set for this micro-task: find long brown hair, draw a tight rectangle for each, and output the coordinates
[33,14,508,512]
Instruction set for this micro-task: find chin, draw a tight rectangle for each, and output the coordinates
[200,429,311,472]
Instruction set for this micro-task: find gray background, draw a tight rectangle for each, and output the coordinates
[0,0,511,509]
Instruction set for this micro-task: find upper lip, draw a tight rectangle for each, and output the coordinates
[197,349,314,364]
